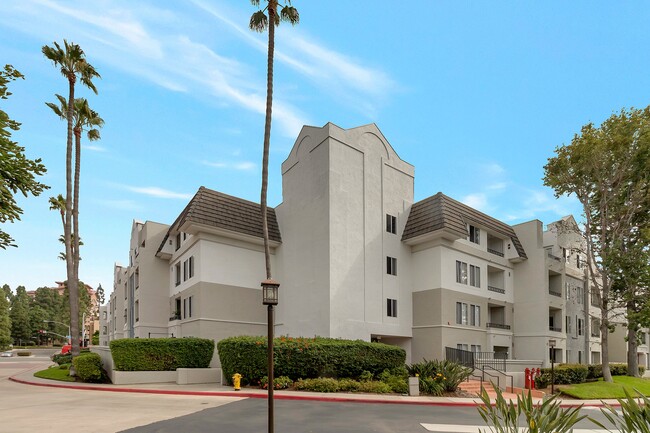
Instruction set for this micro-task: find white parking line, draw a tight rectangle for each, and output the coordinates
[421,424,615,433]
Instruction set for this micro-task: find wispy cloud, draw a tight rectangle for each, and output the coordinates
[123,185,193,200]
[202,160,256,171]
[461,193,489,212]
[94,199,143,211]
[83,144,107,152]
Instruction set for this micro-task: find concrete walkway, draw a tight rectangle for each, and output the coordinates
[8,363,624,408]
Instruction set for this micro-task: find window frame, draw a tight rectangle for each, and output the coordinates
[469,225,480,244]
[386,298,397,317]
[386,256,397,276]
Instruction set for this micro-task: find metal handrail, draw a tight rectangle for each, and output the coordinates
[486,322,511,330]
[482,365,514,392]
[480,366,500,390]
[549,289,562,297]
[488,285,505,294]
[487,248,504,257]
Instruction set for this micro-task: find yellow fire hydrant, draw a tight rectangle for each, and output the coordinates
[232,373,242,391]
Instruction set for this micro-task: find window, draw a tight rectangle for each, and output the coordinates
[175,263,181,286]
[457,343,469,351]
[183,260,188,281]
[102,326,107,335]
[182,256,195,281]
[566,316,572,334]
[470,304,480,326]
[124,282,127,300]
[471,344,482,353]
[183,298,187,319]
[387,298,397,317]
[189,256,194,278]
[456,261,468,284]
[576,255,581,268]
[578,351,583,364]
[188,296,193,318]
[102,311,107,320]
[578,318,584,336]
[135,268,139,289]
[386,214,397,234]
[456,302,468,325]
[469,225,480,244]
[183,232,187,241]
[386,257,397,276]
[123,308,127,321]
[135,300,139,322]
[576,286,583,304]
[469,265,480,288]
[565,283,571,300]
[591,318,601,337]
[175,233,181,251]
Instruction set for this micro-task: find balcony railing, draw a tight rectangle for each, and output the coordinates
[546,252,563,262]
[487,322,511,330]
[549,326,562,332]
[488,285,505,294]
[488,248,504,257]
[549,289,562,297]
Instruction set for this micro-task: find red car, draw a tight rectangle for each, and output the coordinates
[60,344,72,354]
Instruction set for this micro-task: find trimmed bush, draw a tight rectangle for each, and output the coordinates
[535,364,588,388]
[358,380,392,393]
[110,338,214,371]
[17,351,31,357]
[294,378,340,392]
[73,353,103,382]
[379,369,408,394]
[259,375,293,390]
[587,363,645,379]
[217,336,405,385]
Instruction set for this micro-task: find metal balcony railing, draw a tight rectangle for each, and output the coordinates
[488,248,504,257]
[549,289,562,297]
[487,322,511,330]
[549,326,562,332]
[488,285,505,294]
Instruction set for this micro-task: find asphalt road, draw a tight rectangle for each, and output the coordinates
[121,397,616,433]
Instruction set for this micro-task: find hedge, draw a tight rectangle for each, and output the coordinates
[110,338,214,371]
[588,363,646,379]
[73,353,103,382]
[217,336,406,385]
[535,363,647,388]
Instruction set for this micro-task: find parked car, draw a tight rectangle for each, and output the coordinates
[60,344,72,354]
[0,351,13,357]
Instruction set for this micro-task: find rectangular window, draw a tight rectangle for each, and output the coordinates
[456,302,468,325]
[135,300,139,322]
[183,260,188,281]
[578,318,584,336]
[175,233,181,251]
[456,261,468,284]
[471,344,482,353]
[469,265,480,288]
[566,316,572,334]
[576,255,581,268]
[469,304,480,326]
[386,214,397,234]
[386,298,397,317]
[386,257,397,276]
[188,296,193,318]
[183,298,187,319]
[577,286,583,304]
[175,263,181,286]
[469,225,480,244]
[457,343,469,351]
[565,283,571,300]
[189,256,195,278]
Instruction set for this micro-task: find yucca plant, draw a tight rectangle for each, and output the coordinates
[477,384,585,433]
[591,388,650,433]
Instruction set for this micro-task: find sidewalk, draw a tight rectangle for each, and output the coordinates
[8,363,622,408]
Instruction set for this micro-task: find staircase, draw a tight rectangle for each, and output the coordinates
[459,379,545,401]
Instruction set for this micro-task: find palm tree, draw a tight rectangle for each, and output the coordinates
[42,40,100,360]
[249,0,299,280]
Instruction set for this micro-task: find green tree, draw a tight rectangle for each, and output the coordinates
[2,284,13,303]
[95,283,105,305]
[91,329,99,346]
[544,106,650,382]
[9,286,30,345]
[42,40,100,359]
[0,65,48,249]
[0,286,11,349]
[32,286,65,342]
[28,304,47,345]
[249,0,299,280]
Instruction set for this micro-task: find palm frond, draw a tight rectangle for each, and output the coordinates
[250,10,268,32]
[280,5,299,25]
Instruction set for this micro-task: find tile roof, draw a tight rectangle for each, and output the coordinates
[157,186,281,254]
[402,192,527,259]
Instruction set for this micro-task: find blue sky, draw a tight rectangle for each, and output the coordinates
[1,1,649,294]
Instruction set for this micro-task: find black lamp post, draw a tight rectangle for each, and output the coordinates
[262,279,279,433]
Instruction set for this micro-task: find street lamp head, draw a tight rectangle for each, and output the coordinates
[261,279,280,305]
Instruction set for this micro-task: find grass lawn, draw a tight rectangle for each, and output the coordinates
[560,376,650,399]
[34,365,76,382]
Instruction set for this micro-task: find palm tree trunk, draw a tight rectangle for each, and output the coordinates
[73,129,82,351]
[65,76,79,360]
[260,1,276,280]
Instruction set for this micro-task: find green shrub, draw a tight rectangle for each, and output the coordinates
[379,369,408,394]
[17,351,31,356]
[358,380,392,393]
[586,363,645,379]
[418,375,445,396]
[110,338,214,371]
[53,353,72,365]
[535,364,588,388]
[259,375,293,390]
[337,378,361,392]
[59,364,70,370]
[358,370,373,382]
[294,378,340,392]
[217,336,405,385]
[407,359,472,392]
[73,353,103,383]
[477,384,586,433]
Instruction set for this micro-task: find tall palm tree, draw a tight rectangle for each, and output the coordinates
[249,0,299,280]
[42,40,99,359]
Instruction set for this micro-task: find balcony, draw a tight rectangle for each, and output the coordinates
[549,289,562,297]
[487,322,511,330]
[549,326,562,332]
[488,285,505,294]
[488,248,504,257]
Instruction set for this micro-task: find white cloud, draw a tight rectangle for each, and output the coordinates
[94,199,143,211]
[83,145,107,152]
[462,193,489,212]
[123,186,193,200]
[203,160,256,171]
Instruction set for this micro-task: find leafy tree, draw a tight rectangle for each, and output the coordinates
[2,284,12,303]
[544,106,650,382]
[91,330,99,346]
[9,286,30,345]
[28,304,47,345]
[60,280,92,341]
[249,0,299,280]
[0,286,11,349]
[0,65,48,249]
[31,286,65,342]
[43,40,100,359]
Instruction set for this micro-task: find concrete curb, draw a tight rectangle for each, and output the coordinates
[8,370,621,408]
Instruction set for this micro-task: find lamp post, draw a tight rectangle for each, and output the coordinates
[261,279,279,433]
[43,320,71,344]
[549,339,556,394]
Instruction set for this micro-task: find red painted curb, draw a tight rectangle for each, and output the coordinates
[8,376,619,408]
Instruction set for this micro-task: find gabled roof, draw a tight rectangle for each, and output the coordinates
[402,192,527,259]
[157,186,281,254]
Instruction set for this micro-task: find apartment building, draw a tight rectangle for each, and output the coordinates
[101,122,613,368]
